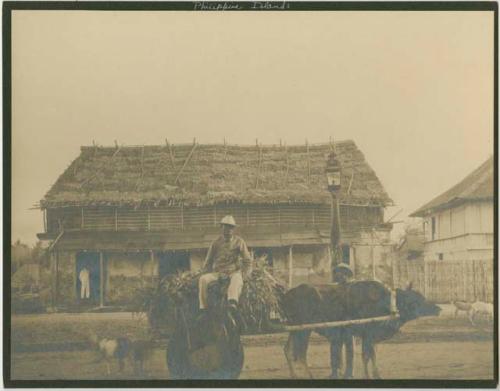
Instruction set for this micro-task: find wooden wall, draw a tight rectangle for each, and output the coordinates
[46,204,384,234]
[422,201,494,261]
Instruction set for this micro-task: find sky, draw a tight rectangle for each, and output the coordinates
[11,10,494,244]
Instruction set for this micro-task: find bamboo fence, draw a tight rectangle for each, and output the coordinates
[393,258,493,303]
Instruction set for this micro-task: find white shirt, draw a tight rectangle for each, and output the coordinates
[79,268,89,283]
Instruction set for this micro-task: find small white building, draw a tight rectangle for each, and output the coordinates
[410,157,493,262]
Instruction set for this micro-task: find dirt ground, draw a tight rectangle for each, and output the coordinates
[10,314,494,380]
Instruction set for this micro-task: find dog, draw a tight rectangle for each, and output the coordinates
[89,333,132,375]
[469,301,493,325]
[452,300,473,318]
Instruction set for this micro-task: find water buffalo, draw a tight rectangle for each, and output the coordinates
[282,280,441,379]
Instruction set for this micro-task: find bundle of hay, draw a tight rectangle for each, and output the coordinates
[239,258,287,332]
[133,257,286,335]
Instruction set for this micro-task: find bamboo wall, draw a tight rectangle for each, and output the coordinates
[393,258,494,303]
[46,204,383,233]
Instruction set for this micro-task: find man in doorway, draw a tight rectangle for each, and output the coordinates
[79,266,90,300]
[198,215,252,317]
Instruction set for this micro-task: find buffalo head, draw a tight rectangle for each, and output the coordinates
[396,284,441,322]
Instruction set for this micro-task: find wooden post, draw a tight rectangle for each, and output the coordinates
[174,142,197,184]
[50,251,54,307]
[278,205,281,230]
[81,208,84,229]
[283,314,399,332]
[147,206,151,231]
[55,251,59,309]
[336,200,342,240]
[150,250,155,283]
[330,194,342,265]
[327,244,333,279]
[50,251,58,309]
[462,261,467,301]
[214,205,217,226]
[371,235,375,280]
[350,246,356,277]
[43,209,47,232]
[106,254,111,301]
[166,138,176,169]
[140,257,145,289]
[482,261,487,302]
[388,252,397,289]
[99,251,104,308]
[288,246,293,288]
[181,204,184,230]
[114,208,118,231]
[423,260,428,298]
[472,260,477,301]
[72,252,78,302]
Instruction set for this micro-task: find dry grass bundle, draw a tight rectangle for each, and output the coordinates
[239,257,287,332]
[133,259,286,335]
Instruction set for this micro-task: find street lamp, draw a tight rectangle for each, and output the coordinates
[325,151,342,192]
[326,150,342,268]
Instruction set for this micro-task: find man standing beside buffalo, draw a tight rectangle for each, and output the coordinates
[332,263,354,285]
[198,215,252,317]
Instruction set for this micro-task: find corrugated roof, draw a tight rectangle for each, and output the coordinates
[40,140,393,208]
[410,157,494,217]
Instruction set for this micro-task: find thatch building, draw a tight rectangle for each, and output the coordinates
[37,140,393,308]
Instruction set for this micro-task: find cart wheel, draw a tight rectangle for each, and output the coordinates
[166,319,244,379]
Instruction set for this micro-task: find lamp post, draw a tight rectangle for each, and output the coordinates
[325,150,342,267]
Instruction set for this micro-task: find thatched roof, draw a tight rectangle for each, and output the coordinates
[411,156,493,217]
[40,140,393,208]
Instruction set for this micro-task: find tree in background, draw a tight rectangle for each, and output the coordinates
[11,240,48,293]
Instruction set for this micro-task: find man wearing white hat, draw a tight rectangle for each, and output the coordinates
[198,215,252,315]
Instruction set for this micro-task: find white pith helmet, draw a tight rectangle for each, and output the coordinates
[220,215,237,227]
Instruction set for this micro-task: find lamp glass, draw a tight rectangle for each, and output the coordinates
[327,171,341,190]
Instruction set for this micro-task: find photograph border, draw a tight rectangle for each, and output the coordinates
[2,1,498,388]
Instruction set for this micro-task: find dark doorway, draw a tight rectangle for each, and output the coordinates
[158,251,190,278]
[76,252,102,305]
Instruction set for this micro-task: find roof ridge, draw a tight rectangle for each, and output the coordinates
[79,140,355,150]
[459,158,493,198]
[410,156,493,217]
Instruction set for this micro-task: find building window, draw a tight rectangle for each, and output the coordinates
[341,244,350,265]
[438,253,444,261]
[431,217,436,241]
